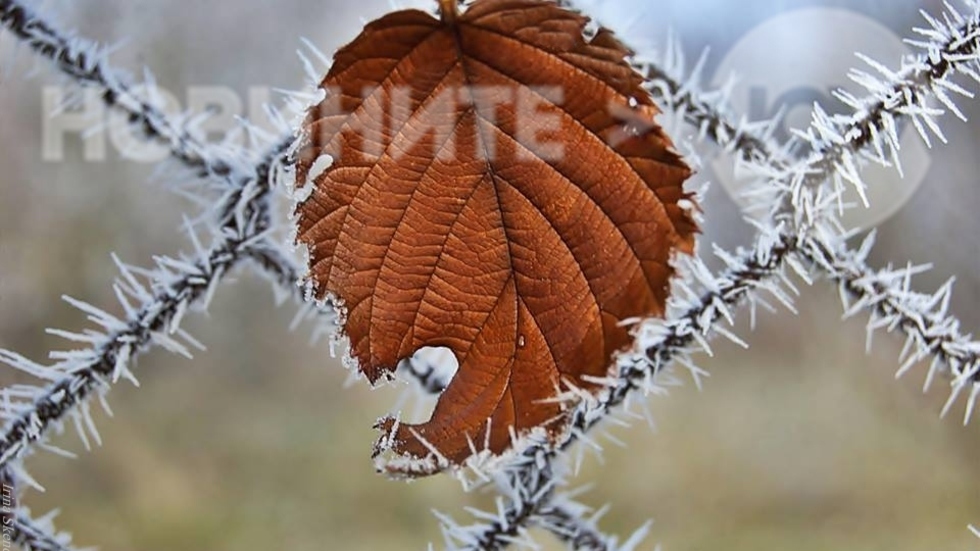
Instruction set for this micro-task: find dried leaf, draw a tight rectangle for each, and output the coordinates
[294,0,697,475]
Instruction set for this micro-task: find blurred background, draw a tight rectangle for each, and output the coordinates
[0,0,978,549]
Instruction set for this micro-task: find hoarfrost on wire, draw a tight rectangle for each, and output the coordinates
[0,0,977,549]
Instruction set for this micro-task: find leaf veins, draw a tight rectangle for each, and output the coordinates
[294,0,697,476]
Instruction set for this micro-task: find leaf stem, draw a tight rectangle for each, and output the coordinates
[439,0,458,24]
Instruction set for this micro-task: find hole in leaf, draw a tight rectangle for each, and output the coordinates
[397,346,459,396]
[394,347,459,425]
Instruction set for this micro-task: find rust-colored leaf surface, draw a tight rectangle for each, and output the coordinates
[294,0,697,474]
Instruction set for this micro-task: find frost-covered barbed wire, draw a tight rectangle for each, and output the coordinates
[639,46,793,172]
[0,139,298,546]
[637,18,980,410]
[436,452,559,550]
[0,135,295,474]
[0,45,295,475]
[436,452,657,551]
[0,0,341,332]
[441,500,637,551]
[557,0,980,404]
[534,501,649,551]
[0,0,311,274]
[0,0,304,472]
[0,0,262,192]
[0,0,978,550]
[779,2,980,406]
[637,0,980,399]
[0,228,233,466]
[11,508,83,551]
[0,6,339,548]
[6,467,80,551]
[434,1,980,546]
[803,234,980,419]
[533,506,617,551]
[0,2,318,539]
[0,207,284,546]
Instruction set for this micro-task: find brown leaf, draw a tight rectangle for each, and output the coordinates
[294,0,697,475]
